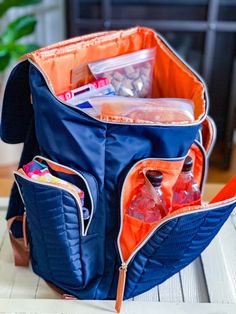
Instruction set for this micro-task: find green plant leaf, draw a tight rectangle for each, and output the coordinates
[0,0,42,18]
[11,43,40,59]
[0,50,11,71]
[1,15,37,44]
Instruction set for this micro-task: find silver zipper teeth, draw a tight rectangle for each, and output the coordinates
[33,155,94,235]
[28,59,206,128]
[14,170,88,237]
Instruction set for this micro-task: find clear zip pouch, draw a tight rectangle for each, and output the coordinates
[89,97,195,124]
[88,48,156,98]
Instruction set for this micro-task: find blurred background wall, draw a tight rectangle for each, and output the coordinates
[0,0,236,194]
[0,0,65,165]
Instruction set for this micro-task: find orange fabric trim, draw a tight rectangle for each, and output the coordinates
[21,27,205,122]
[35,157,74,175]
[45,161,74,175]
[210,176,236,203]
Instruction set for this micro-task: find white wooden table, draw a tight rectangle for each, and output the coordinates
[1,191,236,314]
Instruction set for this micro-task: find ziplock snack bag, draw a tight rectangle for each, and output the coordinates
[89,97,195,124]
[88,48,156,98]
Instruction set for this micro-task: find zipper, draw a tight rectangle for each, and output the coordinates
[14,170,88,237]
[33,155,95,235]
[28,59,206,128]
[205,115,217,158]
[193,140,207,192]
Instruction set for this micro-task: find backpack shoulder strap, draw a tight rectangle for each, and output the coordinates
[1,60,40,266]
[1,60,32,144]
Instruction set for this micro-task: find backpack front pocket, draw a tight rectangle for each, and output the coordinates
[13,157,102,298]
[117,142,206,265]
[115,142,236,311]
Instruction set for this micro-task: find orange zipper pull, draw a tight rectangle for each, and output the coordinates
[115,262,127,313]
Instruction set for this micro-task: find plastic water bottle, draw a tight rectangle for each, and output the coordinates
[128,170,167,223]
[172,156,201,207]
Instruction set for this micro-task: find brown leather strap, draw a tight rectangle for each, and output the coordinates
[7,215,29,267]
[115,264,127,313]
[46,281,77,300]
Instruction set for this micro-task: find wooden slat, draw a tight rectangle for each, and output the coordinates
[0,209,14,298]
[0,197,9,208]
[159,273,183,302]
[35,279,60,299]
[0,230,16,298]
[10,265,39,299]
[133,286,159,301]
[201,229,236,303]
[1,299,236,314]
[0,210,7,250]
[215,217,236,301]
[231,208,236,228]
[180,257,209,302]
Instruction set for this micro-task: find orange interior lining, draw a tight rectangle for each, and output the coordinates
[35,158,75,175]
[18,160,81,203]
[23,27,205,122]
[119,143,204,262]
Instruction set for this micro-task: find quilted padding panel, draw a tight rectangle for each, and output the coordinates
[16,175,84,287]
[15,173,105,299]
[124,202,236,299]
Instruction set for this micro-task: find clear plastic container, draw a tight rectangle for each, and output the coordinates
[128,170,167,223]
[172,156,201,210]
[88,48,156,98]
[89,97,195,124]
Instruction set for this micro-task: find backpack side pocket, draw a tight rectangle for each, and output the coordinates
[13,158,102,299]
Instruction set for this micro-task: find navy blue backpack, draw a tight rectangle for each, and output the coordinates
[1,27,236,312]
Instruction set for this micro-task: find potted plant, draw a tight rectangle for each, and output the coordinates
[0,0,42,166]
